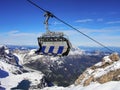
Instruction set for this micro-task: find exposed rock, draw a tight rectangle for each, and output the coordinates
[109,53,119,61]
[96,69,120,83]
[24,50,102,87]
[75,53,120,86]
[83,76,94,86]
[0,45,22,67]
[75,74,85,85]
[0,45,7,57]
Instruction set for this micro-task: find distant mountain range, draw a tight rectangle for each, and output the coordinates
[5,45,120,56]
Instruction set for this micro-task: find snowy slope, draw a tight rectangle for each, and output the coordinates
[0,60,21,75]
[42,81,120,90]
[1,71,44,90]
[94,58,120,78]
[0,45,49,90]
[75,53,120,86]
[0,57,46,90]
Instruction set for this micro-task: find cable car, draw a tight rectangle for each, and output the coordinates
[28,0,114,54]
[36,11,72,56]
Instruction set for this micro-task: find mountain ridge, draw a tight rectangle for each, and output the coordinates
[75,53,120,86]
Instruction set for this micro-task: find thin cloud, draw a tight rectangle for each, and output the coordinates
[8,30,40,37]
[76,18,104,23]
[53,26,120,36]
[76,19,93,23]
[106,21,120,24]
[52,21,62,25]
[75,27,120,34]
[0,30,42,45]
[1,26,120,46]
[55,26,120,46]
[9,30,19,34]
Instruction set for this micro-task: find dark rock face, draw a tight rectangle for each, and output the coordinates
[0,45,22,67]
[25,55,103,86]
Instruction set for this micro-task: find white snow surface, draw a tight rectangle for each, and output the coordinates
[28,49,36,55]
[1,72,44,90]
[103,56,112,63]
[94,62,102,67]
[80,56,120,79]
[42,81,120,90]
[0,60,20,75]
[5,49,9,54]
[94,59,120,78]
[69,47,83,55]
[0,60,44,90]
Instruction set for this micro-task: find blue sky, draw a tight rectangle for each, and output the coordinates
[0,0,120,46]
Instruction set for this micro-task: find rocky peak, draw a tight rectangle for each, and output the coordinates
[75,53,120,86]
[0,45,8,56]
[0,45,21,67]
[109,53,119,61]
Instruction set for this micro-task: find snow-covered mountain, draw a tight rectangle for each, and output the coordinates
[42,53,120,90]
[0,45,85,89]
[1,45,119,90]
[12,46,103,86]
[0,45,51,90]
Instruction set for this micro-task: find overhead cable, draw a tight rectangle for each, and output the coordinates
[27,0,114,52]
